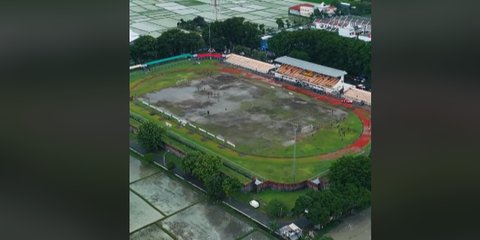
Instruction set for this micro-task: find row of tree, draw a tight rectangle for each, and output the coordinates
[201,17,262,51]
[130,17,263,64]
[131,16,371,85]
[130,29,204,64]
[268,29,371,84]
[182,151,243,200]
[292,155,371,228]
[331,0,372,16]
[135,121,243,200]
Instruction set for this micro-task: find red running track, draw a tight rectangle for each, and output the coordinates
[218,65,371,159]
[283,84,371,158]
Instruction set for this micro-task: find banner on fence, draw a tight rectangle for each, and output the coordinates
[207,132,215,138]
[199,128,206,133]
[188,123,197,129]
[227,141,236,148]
[216,136,225,142]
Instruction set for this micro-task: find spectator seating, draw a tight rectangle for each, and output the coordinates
[276,64,339,88]
[225,54,275,74]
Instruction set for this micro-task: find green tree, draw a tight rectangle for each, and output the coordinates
[222,176,243,198]
[166,160,175,171]
[137,121,165,152]
[329,155,371,190]
[130,35,157,64]
[192,154,222,182]
[289,50,311,61]
[292,194,314,215]
[267,199,289,218]
[269,220,279,234]
[204,172,226,200]
[276,18,284,29]
[259,24,265,35]
[181,151,201,175]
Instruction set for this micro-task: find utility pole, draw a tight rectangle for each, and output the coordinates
[291,122,297,183]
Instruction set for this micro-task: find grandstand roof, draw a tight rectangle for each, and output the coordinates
[274,56,347,78]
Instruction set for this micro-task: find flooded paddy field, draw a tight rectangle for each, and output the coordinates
[241,230,275,240]
[129,155,160,183]
[130,172,202,215]
[130,224,173,240]
[160,202,254,240]
[130,191,164,233]
[326,207,371,240]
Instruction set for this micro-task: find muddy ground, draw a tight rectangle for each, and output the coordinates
[143,73,348,156]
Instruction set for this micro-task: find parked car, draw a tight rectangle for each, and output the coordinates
[249,200,260,208]
[357,84,366,89]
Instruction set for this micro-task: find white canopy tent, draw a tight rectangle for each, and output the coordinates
[130,29,139,43]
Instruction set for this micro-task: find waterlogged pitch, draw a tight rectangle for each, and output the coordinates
[130,60,370,182]
[143,73,361,157]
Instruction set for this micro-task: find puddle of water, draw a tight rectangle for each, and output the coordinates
[130,155,159,183]
[130,191,164,233]
[130,172,201,215]
[130,223,173,240]
[161,202,253,240]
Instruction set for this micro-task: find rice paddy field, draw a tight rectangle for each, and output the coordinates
[129,155,269,239]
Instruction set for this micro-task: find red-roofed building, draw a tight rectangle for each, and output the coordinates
[289,3,315,17]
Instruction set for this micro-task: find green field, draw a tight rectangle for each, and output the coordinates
[130,59,368,183]
[233,189,311,216]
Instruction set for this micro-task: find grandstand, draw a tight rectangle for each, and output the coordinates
[225,53,275,74]
[273,56,347,94]
[343,86,371,105]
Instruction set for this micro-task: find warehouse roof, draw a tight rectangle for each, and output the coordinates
[274,56,347,77]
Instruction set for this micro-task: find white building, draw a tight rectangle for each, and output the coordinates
[338,24,356,38]
[358,33,372,42]
[289,3,315,17]
[279,223,303,240]
[313,15,371,40]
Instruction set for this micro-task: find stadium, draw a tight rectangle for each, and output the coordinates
[130,53,371,185]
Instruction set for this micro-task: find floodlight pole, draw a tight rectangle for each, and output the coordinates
[290,122,297,183]
[293,124,297,183]
[208,22,211,50]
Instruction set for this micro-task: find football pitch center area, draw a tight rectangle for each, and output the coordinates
[130,59,370,183]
